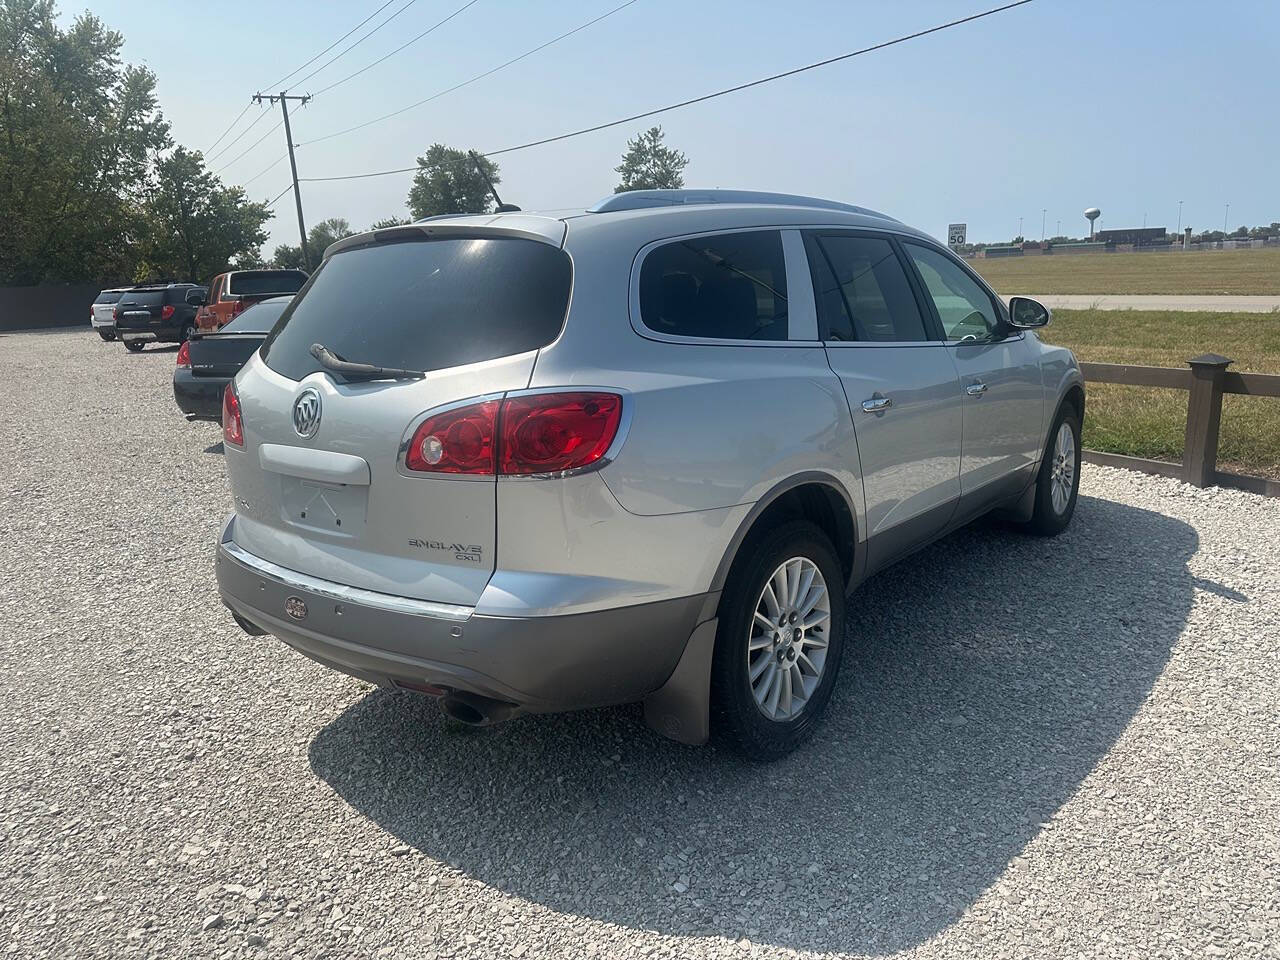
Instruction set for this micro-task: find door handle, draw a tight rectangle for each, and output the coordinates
[861,395,893,413]
[966,381,988,396]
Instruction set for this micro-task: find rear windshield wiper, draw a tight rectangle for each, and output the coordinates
[309,343,425,381]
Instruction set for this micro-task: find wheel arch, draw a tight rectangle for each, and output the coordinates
[710,473,859,597]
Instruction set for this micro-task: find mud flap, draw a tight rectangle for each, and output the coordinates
[643,618,718,745]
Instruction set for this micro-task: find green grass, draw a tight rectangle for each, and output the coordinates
[970,247,1280,295]
[1041,309,1280,479]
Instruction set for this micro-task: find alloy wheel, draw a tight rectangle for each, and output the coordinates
[1050,421,1076,514]
[747,556,831,721]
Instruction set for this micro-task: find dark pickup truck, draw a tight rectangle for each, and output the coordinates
[115,283,205,351]
[173,296,291,421]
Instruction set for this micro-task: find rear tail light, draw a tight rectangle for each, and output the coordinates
[405,400,500,474]
[500,393,623,475]
[175,341,190,368]
[112,307,119,321]
[222,384,244,447]
[161,304,175,321]
[230,299,246,319]
[405,393,623,477]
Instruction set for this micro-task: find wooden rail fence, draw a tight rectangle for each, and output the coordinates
[1079,354,1280,498]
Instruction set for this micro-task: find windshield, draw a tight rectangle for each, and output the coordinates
[227,271,307,297]
[261,236,572,382]
[221,298,290,334]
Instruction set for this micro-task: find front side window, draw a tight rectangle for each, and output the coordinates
[903,243,1001,341]
[638,230,789,341]
[804,233,929,342]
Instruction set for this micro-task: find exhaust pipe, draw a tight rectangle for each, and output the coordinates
[440,691,522,727]
[230,610,270,637]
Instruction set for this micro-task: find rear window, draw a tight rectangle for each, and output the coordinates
[261,237,572,381]
[227,271,307,297]
[638,230,789,341]
[222,298,290,334]
[94,290,123,305]
[118,290,165,307]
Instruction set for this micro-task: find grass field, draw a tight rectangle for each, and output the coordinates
[1042,309,1280,479]
[971,247,1280,295]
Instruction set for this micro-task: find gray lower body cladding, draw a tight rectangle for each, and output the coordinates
[215,541,706,712]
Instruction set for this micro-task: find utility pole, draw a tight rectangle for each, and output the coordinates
[254,91,312,268]
[1017,216,1023,241]
[1041,208,1046,242]
[1177,199,1183,235]
[1223,202,1230,237]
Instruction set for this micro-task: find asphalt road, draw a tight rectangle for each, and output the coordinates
[1,329,1277,959]
[1026,294,1280,312]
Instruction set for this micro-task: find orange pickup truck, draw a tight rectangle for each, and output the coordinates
[194,269,308,331]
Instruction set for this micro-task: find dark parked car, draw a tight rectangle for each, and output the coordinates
[173,296,291,421]
[114,283,207,351]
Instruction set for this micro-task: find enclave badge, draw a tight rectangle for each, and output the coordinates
[285,596,308,621]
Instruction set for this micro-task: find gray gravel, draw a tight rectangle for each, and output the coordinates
[1,327,1278,959]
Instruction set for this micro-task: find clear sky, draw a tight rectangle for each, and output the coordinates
[71,0,1279,251]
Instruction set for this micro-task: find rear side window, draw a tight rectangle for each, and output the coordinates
[638,230,789,341]
[164,287,196,304]
[261,237,572,381]
[804,233,929,342]
[94,290,122,305]
[228,271,307,297]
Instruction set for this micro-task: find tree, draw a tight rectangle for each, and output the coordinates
[0,0,170,284]
[370,215,412,229]
[140,147,271,282]
[613,126,688,193]
[269,217,356,269]
[406,145,498,219]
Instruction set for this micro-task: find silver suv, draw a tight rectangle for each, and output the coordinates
[215,190,1084,759]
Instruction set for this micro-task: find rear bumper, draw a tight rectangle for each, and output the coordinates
[91,317,115,330]
[215,533,705,712]
[173,369,227,421]
[118,320,183,342]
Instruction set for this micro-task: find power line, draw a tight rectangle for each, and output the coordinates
[312,0,483,96]
[204,102,252,155]
[261,0,403,92]
[206,106,273,163]
[299,0,1035,184]
[214,119,285,175]
[266,183,295,208]
[242,152,290,187]
[298,0,640,148]
[285,0,421,93]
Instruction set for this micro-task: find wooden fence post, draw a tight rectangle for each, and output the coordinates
[1183,353,1233,487]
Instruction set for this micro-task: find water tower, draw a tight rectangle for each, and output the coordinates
[1084,207,1101,239]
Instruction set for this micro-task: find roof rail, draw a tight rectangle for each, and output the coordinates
[587,189,897,221]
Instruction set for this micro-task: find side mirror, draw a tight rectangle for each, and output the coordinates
[185,289,206,306]
[1008,296,1051,329]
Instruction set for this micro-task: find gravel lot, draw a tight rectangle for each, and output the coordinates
[1,328,1277,960]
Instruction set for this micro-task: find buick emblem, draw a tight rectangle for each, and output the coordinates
[285,597,308,621]
[292,388,322,439]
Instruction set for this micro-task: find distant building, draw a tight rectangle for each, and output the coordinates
[1094,226,1168,245]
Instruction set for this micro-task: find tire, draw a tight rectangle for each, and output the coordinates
[124,339,145,353]
[710,520,846,760]
[1021,407,1082,536]
[97,329,115,342]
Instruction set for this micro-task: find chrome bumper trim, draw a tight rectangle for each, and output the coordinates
[219,540,473,622]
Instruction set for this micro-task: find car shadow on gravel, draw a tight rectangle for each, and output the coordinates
[308,495,1201,955]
